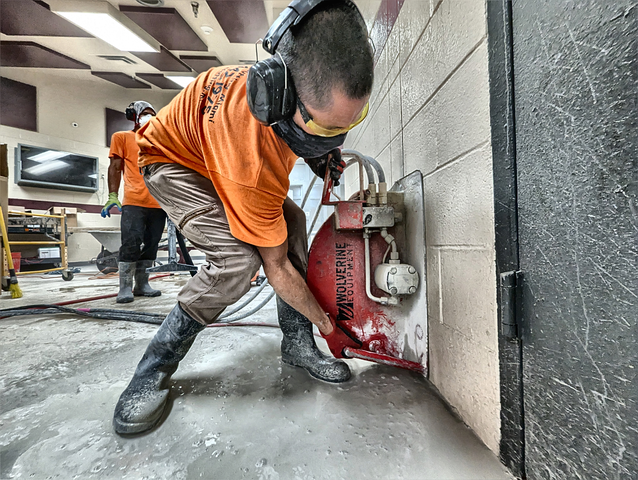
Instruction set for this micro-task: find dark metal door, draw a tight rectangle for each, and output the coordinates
[511,1,637,478]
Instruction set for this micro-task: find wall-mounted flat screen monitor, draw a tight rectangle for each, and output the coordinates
[15,144,98,193]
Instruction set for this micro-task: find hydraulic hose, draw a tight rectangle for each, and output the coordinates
[363,155,386,183]
[219,290,276,323]
[342,150,376,184]
[219,279,270,319]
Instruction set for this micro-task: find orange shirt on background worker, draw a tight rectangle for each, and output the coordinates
[109,131,161,209]
[137,65,299,248]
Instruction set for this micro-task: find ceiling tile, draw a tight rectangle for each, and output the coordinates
[206,0,269,44]
[136,73,181,89]
[1,0,91,37]
[119,5,207,52]
[0,41,90,69]
[91,72,151,89]
[132,46,192,73]
[179,55,222,74]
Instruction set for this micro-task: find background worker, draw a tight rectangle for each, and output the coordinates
[113,0,373,435]
[103,101,167,303]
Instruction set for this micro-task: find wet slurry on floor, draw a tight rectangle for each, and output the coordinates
[0,270,513,479]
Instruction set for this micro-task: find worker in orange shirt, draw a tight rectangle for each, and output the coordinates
[113,0,372,435]
[102,101,167,303]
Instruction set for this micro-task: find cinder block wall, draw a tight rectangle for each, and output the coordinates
[347,0,500,453]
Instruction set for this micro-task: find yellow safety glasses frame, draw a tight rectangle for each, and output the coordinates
[297,97,369,138]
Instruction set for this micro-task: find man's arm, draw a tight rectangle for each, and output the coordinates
[107,156,123,193]
[258,240,334,335]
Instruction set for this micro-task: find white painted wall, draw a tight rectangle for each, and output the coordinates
[347,0,500,454]
[0,69,177,262]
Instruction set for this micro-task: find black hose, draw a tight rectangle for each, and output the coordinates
[0,305,164,324]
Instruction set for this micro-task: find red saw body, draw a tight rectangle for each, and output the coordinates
[307,172,424,373]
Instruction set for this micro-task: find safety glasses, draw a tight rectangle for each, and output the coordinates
[297,97,369,138]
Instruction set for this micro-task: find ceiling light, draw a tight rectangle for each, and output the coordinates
[201,25,213,35]
[165,76,197,88]
[136,0,164,6]
[28,151,70,162]
[25,160,68,175]
[49,1,160,53]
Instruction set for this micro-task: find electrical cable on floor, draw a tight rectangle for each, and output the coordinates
[0,304,281,329]
[1,167,340,328]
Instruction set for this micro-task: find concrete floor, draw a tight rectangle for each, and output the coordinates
[0,266,513,480]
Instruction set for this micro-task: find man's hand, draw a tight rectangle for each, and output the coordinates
[305,149,346,186]
[320,314,362,358]
[258,241,333,335]
[101,192,122,218]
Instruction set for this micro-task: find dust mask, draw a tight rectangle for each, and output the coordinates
[139,114,153,126]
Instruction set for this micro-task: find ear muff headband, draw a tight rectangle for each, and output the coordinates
[263,0,361,54]
[125,102,136,122]
[246,53,296,125]
[247,0,363,125]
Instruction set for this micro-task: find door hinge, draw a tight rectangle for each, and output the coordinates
[500,270,523,340]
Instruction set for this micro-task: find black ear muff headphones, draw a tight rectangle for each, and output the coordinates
[246,0,360,126]
[125,102,137,122]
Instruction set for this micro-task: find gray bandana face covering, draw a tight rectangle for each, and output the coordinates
[272,117,346,158]
[133,101,153,119]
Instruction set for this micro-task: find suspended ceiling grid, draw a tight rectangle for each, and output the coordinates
[0,0,311,90]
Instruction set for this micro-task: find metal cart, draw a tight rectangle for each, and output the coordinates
[3,210,74,281]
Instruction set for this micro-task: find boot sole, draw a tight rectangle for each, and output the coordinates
[133,291,162,297]
[116,297,134,304]
[113,411,163,436]
[281,357,351,384]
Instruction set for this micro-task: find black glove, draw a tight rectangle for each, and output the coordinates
[304,149,346,186]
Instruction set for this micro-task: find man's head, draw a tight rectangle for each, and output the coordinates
[126,101,156,129]
[277,0,374,136]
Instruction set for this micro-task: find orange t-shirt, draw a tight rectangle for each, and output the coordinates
[108,130,161,209]
[137,65,298,247]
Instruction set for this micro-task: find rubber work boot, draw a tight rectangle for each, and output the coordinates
[116,262,135,303]
[133,260,161,297]
[277,297,351,383]
[113,303,205,435]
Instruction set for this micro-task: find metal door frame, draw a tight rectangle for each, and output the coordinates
[486,0,525,477]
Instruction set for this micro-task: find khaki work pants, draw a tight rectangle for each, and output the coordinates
[143,162,308,325]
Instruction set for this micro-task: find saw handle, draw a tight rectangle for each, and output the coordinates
[320,314,362,358]
[321,155,368,206]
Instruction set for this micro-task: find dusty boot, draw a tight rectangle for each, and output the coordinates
[113,304,205,435]
[116,262,135,303]
[133,260,161,297]
[277,297,351,383]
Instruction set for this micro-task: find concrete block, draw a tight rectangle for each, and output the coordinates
[439,247,498,352]
[426,246,442,324]
[399,25,434,126]
[372,46,389,101]
[389,76,403,140]
[390,133,405,185]
[386,23,402,85]
[431,42,490,165]
[402,41,491,169]
[397,0,433,68]
[400,0,487,123]
[424,143,495,247]
[429,323,501,454]
[375,143,392,183]
[368,91,392,158]
[402,100,438,176]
